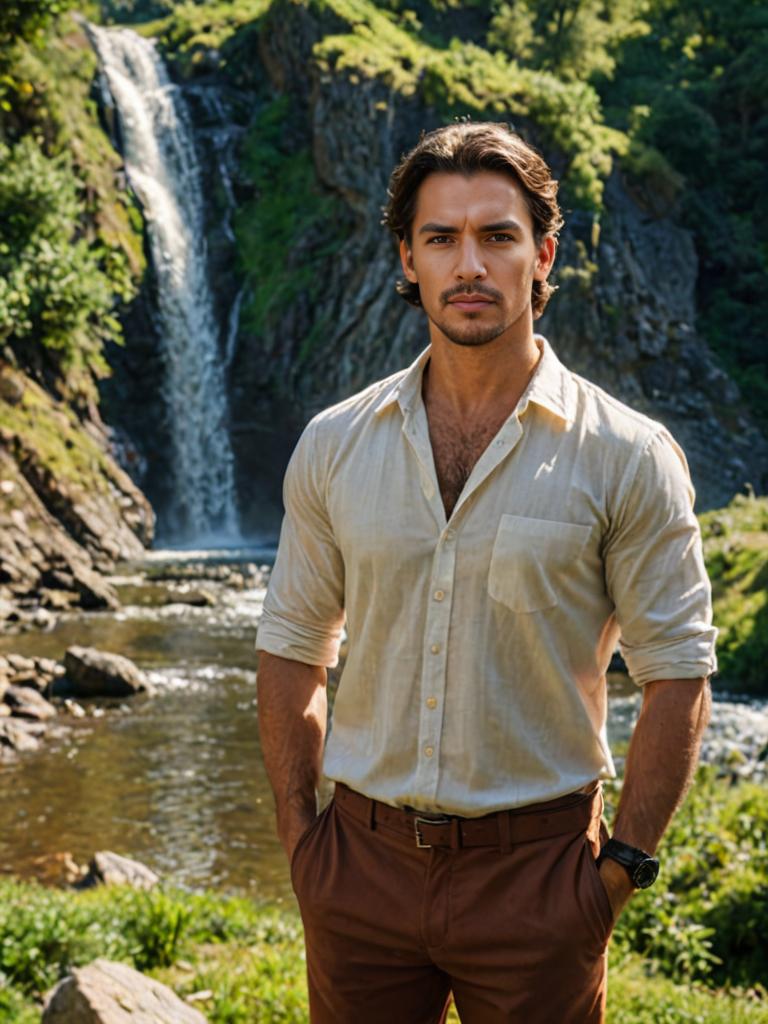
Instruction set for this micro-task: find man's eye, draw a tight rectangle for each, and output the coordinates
[426,235,452,244]
[488,233,514,242]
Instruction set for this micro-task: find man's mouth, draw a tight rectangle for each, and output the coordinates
[446,293,495,312]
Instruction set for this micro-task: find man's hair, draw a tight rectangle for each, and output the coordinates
[383,122,564,319]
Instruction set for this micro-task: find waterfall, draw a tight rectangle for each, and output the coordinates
[85,22,241,546]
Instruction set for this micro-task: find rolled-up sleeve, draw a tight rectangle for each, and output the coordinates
[255,418,345,667]
[604,428,718,686]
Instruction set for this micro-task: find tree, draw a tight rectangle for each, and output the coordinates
[488,0,650,82]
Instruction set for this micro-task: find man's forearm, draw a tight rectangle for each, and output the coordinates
[598,676,711,916]
[612,676,711,853]
[257,651,328,859]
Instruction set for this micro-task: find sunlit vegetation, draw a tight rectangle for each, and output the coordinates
[0,5,143,402]
[701,494,768,696]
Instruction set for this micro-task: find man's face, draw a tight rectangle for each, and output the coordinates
[399,170,556,348]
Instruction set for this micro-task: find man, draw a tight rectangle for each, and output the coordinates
[255,122,716,1023]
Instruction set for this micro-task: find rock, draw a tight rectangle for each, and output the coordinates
[3,684,57,720]
[63,646,155,698]
[42,958,208,1023]
[31,606,56,630]
[0,718,44,751]
[40,588,80,610]
[0,371,24,405]
[8,668,43,689]
[62,698,87,718]
[31,852,87,887]
[76,851,160,890]
[165,587,217,607]
[36,656,62,678]
[6,653,34,672]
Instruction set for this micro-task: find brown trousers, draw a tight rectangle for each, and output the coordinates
[290,782,614,1023]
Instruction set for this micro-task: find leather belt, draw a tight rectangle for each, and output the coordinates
[334,782,600,850]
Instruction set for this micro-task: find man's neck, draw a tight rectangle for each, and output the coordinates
[423,331,542,424]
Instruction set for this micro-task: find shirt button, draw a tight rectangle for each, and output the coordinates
[430,643,440,655]
[424,746,434,758]
[433,589,445,602]
[426,697,437,709]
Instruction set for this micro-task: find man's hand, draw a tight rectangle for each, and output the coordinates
[279,808,318,863]
[597,856,635,922]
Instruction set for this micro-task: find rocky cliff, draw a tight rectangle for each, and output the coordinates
[0,363,153,628]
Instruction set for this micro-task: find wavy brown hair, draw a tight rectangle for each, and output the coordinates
[383,122,563,319]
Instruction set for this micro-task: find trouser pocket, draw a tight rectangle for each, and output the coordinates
[290,802,331,896]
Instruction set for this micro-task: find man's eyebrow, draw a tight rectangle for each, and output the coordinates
[479,220,523,233]
[417,219,524,235]
[418,222,458,235]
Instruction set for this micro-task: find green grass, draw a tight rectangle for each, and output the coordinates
[700,494,768,696]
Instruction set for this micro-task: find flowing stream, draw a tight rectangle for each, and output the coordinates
[85,23,240,544]
[0,553,766,905]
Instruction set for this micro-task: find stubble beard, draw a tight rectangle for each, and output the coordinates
[429,314,509,348]
[428,280,535,348]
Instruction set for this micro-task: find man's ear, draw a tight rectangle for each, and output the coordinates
[399,238,418,284]
[533,235,557,282]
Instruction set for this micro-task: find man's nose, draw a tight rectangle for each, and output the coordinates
[455,239,486,279]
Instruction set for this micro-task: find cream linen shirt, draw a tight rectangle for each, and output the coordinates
[256,336,717,816]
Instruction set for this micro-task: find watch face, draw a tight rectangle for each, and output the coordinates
[633,858,659,889]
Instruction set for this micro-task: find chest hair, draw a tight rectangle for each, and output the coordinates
[427,406,508,519]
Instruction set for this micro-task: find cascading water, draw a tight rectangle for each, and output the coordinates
[85,22,240,545]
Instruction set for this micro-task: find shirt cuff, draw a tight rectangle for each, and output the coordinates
[255,612,341,668]
[620,629,718,686]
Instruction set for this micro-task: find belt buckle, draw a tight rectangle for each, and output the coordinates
[414,815,451,849]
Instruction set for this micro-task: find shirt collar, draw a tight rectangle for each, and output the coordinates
[372,335,577,424]
[520,335,578,424]
[372,346,431,416]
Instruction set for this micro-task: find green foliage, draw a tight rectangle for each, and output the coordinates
[234,96,347,344]
[699,494,768,695]
[119,889,191,971]
[149,0,271,79]
[0,981,39,1024]
[0,877,272,998]
[607,955,768,1024]
[0,135,131,390]
[0,0,71,48]
[609,768,768,989]
[310,0,626,209]
[600,0,768,431]
[488,0,650,82]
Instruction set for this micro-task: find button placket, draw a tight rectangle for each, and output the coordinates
[414,523,459,798]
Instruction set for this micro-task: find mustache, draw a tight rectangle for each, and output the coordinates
[440,283,503,305]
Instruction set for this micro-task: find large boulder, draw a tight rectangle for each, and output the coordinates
[43,958,208,1023]
[63,646,155,698]
[76,851,160,890]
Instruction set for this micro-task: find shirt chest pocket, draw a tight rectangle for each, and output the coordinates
[488,514,592,614]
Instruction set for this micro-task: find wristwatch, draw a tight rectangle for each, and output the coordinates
[596,838,659,889]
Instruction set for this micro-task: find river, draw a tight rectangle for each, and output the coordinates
[1,550,766,905]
